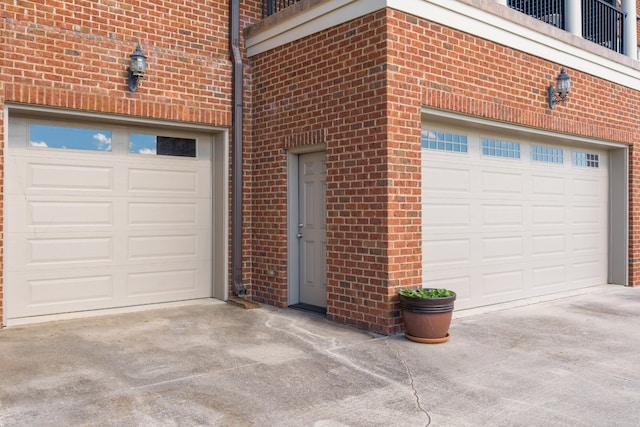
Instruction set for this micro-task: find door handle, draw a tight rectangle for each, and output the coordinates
[297,232,304,238]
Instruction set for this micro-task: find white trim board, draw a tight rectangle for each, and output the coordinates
[246,0,640,90]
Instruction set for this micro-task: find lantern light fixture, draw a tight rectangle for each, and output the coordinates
[128,43,148,92]
[548,67,571,109]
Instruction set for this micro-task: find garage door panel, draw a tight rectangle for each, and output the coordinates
[28,236,113,265]
[422,166,471,193]
[532,265,566,290]
[128,168,199,194]
[531,233,566,256]
[7,159,115,196]
[481,170,523,194]
[124,259,211,302]
[422,127,608,310]
[5,270,116,318]
[572,259,605,283]
[572,205,603,225]
[6,195,116,232]
[127,234,198,260]
[572,177,603,198]
[29,200,114,227]
[422,202,470,229]
[423,238,470,267]
[481,269,524,299]
[532,175,565,195]
[481,236,523,262]
[27,274,114,306]
[531,204,566,225]
[481,204,523,227]
[127,268,198,297]
[128,201,197,225]
[572,232,603,253]
[29,163,114,191]
[127,200,205,227]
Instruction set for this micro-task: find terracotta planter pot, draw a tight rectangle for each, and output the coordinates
[400,291,456,344]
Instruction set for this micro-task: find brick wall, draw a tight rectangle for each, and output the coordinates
[1,1,233,122]
[250,10,420,334]
[250,8,640,334]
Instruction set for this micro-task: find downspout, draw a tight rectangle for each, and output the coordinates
[230,0,247,296]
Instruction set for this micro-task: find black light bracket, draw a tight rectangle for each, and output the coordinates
[548,67,571,109]
[128,43,147,92]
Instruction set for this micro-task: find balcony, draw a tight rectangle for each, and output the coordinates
[261,0,628,55]
[508,0,626,53]
[262,0,302,18]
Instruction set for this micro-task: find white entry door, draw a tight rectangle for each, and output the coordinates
[298,151,327,308]
[6,117,214,321]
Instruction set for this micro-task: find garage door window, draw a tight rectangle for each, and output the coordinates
[572,151,599,168]
[421,130,468,153]
[29,124,112,152]
[481,138,520,159]
[532,145,563,164]
[130,133,196,157]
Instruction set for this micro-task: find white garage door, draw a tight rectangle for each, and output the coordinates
[422,126,608,310]
[6,117,214,320]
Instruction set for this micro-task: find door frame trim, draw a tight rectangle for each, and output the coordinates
[286,144,326,306]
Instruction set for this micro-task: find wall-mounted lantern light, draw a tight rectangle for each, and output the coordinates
[128,43,147,92]
[548,67,571,109]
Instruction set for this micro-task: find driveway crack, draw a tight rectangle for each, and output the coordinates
[386,339,432,426]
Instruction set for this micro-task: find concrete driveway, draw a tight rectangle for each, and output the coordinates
[1,285,639,426]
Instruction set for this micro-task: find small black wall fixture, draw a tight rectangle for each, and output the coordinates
[128,43,148,92]
[548,67,571,109]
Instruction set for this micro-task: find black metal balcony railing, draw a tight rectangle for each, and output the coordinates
[263,0,302,18]
[508,0,625,54]
[508,0,565,29]
[582,0,624,52]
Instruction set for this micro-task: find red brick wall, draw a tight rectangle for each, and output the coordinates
[250,10,420,334]
[250,8,640,334]
[1,1,233,122]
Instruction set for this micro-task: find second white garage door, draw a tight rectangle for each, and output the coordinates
[6,117,216,321]
[422,126,608,310]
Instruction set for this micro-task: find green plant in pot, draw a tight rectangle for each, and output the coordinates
[399,288,456,344]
